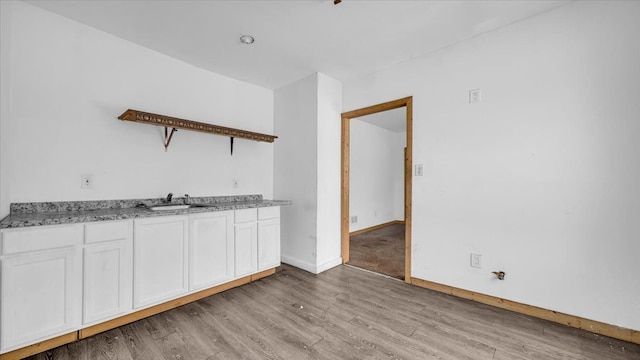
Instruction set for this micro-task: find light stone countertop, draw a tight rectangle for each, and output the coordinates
[0,195,291,229]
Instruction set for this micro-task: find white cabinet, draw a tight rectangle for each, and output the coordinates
[189,211,234,291]
[233,207,281,276]
[234,209,257,277]
[0,205,283,355]
[82,220,133,325]
[0,225,83,353]
[133,216,188,309]
[257,207,281,271]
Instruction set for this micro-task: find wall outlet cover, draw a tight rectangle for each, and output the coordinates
[470,253,481,268]
[81,174,93,189]
[469,89,481,104]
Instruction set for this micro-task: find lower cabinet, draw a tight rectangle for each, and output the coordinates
[82,220,133,325]
[0,206,282,355]
[133,216,188,309]
[234,209,258,278]
[258,207,281,271]
[189,211,234,291]
[0,225,83,353]
[234,207,282,276]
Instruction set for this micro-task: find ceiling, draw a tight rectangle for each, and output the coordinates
[357,108,406,133]
[26,0,570,90]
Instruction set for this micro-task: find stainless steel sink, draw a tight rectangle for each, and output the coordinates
[147,204,205,211]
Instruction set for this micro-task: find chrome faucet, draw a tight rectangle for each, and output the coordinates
[166,193,173,203]
[184,194,190,205]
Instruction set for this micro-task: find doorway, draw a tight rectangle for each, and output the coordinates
[341,97,413,283]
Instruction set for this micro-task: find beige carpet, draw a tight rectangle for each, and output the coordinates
[348,223,405,280]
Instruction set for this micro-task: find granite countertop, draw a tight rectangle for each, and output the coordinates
[0,195,291,229]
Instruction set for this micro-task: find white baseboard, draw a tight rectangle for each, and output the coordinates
[281,255,343,274]
[280,255,317,273]
[316,257,342,273]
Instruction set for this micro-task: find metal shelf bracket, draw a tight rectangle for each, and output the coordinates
[164,127,177,152]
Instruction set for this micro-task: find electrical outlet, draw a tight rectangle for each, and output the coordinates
[81,175,93,189]
[350,215,358,224]
[415,164,424,176]
[470,253,481,268]
[469,89,481,104]
[232,179,239,189]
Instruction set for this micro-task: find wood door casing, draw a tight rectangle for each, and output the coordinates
[341,96,413,283]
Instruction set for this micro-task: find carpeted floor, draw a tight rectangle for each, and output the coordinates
[348,223,405,280]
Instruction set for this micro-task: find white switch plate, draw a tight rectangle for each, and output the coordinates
[415,164,424,176]
[232,179,239,189]
[350,215,358,224]
[81,175,93,189]
[469,89,481,104]
[470,253,481,268]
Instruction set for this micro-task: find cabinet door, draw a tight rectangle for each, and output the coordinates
[234,222,257,278]
[133,216,188,309]
[83,240,132,324]
[189,211,234,291]
[83,220,133,325]
[1,247,81,352]
[258,218,280,271]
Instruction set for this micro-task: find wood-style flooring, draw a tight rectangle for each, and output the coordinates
[349,223,405,280]
[26,264,638,360]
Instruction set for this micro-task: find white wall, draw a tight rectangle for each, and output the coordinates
[274,74,318,271]
[2,1,274,208]
[274,73,342,274]
[315,73,342,271]
[343,1,640,330]
[350,120,404,231]
[0,1,12,218]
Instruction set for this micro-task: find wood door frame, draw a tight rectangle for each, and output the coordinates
[341,96,413,283]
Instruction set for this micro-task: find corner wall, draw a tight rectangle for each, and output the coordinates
[3,1,274,208]
[343,1,640,330]
[274,73,342,273]
[315,73,342,272]
[274,74,319,271]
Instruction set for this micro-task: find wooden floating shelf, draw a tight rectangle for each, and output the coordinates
[118,109,277,153]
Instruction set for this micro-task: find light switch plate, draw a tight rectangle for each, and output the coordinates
[415,164,424,176]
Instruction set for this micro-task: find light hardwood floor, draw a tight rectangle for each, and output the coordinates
[26,264,638,360]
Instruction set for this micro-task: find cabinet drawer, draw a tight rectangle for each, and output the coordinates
[235,208,257,223]
[85,220,131,244]
[1,225,83,255]
[258,206,280,220]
